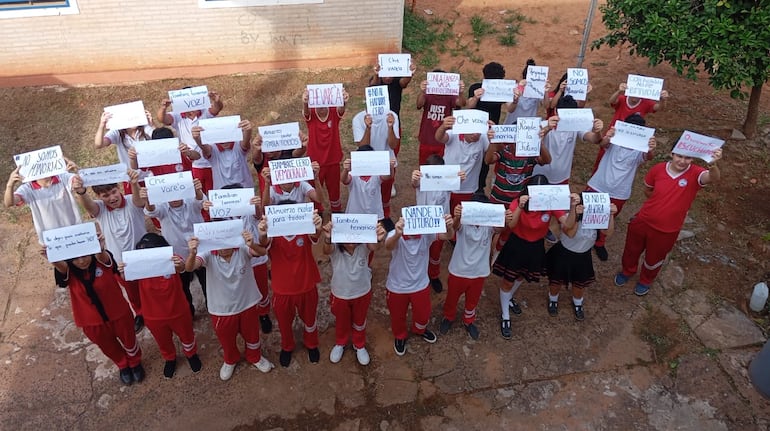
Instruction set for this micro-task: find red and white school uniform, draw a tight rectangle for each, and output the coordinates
[592,95,657,172]
[329,244,372,349]
[138,272,197,361]
[13,173,82,244]
[242,215,270,316]
[305,107,344,213]
[206,142,255,190]
[345,175,384,220]
[415,187,450,281]
[268,181,315,205]
[533,129,590,185]
[444,224,494,325]
[442,132,490,211]
[170,111,215,193]
[352,110,400,218]
[104,127,155,194]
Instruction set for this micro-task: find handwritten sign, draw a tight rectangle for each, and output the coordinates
[516,117,541,157]
[135,138,181,168]
[268,157,314,185]
[402,205,446,235]
[460,201,505,227]
[523,65,549,99]
[169,85,211,114]
[426,72,460,96]
[556,108,594,132]
[581,192,611,229]
[625,74,664,101]
[194,219,243,253]
[104,101,148,131]
[365,85,391,117]
[265,202,315,237]
[611,121,655,153]
[673,131,725,163]
[209,188,255,218]
[122,246,175,281]
[43,222,100,263]
[259,122,301,153]
[566,68,589,101]
[480,79,517,103]
[452,109,489,134]
[14,145,67,183]
[420,164,461,191]
[306,83,345,108]
[79,163,129,187]
[350,151,390,177]
[378,54,413,77]
[146,171,195,204]
[198,115,242,145]
[527,185,571,211]
[491,124,517,144]
[331,213,378,243]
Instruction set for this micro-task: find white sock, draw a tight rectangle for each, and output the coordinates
[549,294,559,302]
[573,296,584,306]
[500,289,514,320]
[510,279,524,295]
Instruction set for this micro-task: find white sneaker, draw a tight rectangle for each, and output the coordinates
[253,356,274,373]
[329,344,345,363]
[220,362,236,381]
[355,347,370,366]
[391,185,397,198]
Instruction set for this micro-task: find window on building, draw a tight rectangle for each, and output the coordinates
[0,0,79,18]
[199,0,322,8]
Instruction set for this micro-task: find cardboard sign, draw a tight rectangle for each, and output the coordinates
[480,79,517,103]
[122,246,175,281]
[265,202,315,237]
[460,201,505,227]
[556,108,594,132]
[350,151,390,177]
[135,138,181,168]
[581,192,611,229]
[268,157,314,185]
[625,74,664,101]
[145,171,196,204]
[104,101,148,131]
[452,109,489,134]
[331,213,378,243]
[402,205,446,235]
[79,163,129,187]
[14,145,67,183]
[566,68,589,101]
[258,122,301,153]
[611,121,656,153]
[426,72,460,96]
[419,164,461,192]
[673,131,725,163]
[516,117,541,157]
[365,85,391,117]
[43,222,100,263]
[193,219,244,253]
[198,115,242,145]
[490,124,517,144]
[378,54,413,77]
[169,85,211,114]
[527,185,571,211]
[523,65,549,99]
[209,188,255,218]
[306,83,345,108]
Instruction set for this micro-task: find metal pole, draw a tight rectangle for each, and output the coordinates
[576,0,598,68]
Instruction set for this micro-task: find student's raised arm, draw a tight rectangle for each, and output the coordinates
[700,148,722,185]
[94,112,112,149]
[71,174,100,218]
[208,91,224,116]
[385,217,404,251]
[435,116,455,144]
[239,119,253,152]
[158,98,173,126]
[4,166,22,207]
[185,237,202,272]
[192,126,212,159]
[438,213,455,241]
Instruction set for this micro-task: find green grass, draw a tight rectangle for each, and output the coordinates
[470,15,497,42]
[402,9,453,69]
[498,25,521,47]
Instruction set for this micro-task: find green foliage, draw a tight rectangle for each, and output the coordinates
[498,25,520,46]
[403,9,452,60]
[470,15,497,42]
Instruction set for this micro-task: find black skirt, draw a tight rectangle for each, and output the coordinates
[545,242,595,286]
[492,233,546,282]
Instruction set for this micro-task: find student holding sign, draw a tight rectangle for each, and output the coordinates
[466,61,507,194]
[502,59,549,126]
[192,119,255,190]
[615,147,722,296]
[369,61,416,118]
[417,69,466,164]
[342,146,395,229]
[252,131,308,197]
[352,112,399,220]
[546,72,591,119]
[95,110,155,194]
[260,154,320,207]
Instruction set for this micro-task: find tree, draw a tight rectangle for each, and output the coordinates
[592,0,770,138]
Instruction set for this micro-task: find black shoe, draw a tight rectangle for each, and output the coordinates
[508,299,522,316]
[548,301,558,317]
[439,318,453,335]
[187,354,202,373]
[119,367,133,385]
[594,245,609,262]
[259,315,273,334]
[430,278,443,293]
[163,360,177,379]
[574,305,585,321]
[464,323,480,340]
[421,329,437,343]
[308,348,320,363]
[279,350,292,367]
[131,364,145,383]
[500,319,512,340]
[394,338,406,356]
[134,315,144,333]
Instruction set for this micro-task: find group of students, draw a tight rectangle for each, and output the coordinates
[4,58,722,386]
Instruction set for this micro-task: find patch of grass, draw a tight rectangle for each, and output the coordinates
[591,61,609,67]
[498,25,520,47]
[403,9,452,56]
[638,307,681,363]
[702,347,721,359]
[503,10,537,25]
[470,15,497,43]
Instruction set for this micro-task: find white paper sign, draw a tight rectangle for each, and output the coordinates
[306,83,345,108]
[625,74,664,101]
[268,157,314,185]
[365,85,391,117]
[169,85,211,114]
[14,145,67,183]
[146,171,196,204]
[516,117,541,157]
[581,192,611,229]
[122,246,175,281]
[523,66,549,99]
[420,164,461,191]
[350,151,390,177]
[452,109,489,134]
[135,138,181,168]
[331,213,378,243]
[480,79,517,102]
[611,121,656,153]
[426,72,461,96]
[673,131,725,163]
[265,202,315,237]
[43,222,101,263]
[378,54,413,77]
[209,188,255,218]
[79,163,129,187]
[491,124,517,144]
[566,68,589,101]
[402,205,446,235]
[259,122,301,153]
[460,201,505,227]
[104,101,148,131]
[556,108,594,132]
[527,185,571,211]
[198,115,242,145]
[194,219,244,253]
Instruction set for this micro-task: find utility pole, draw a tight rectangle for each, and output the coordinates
[576,0,598,67]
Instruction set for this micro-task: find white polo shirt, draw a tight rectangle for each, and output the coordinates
[448,224,494,278]
[196,245,261,316]
[95,195,147,263]
[587,144,646,200]
[14,173,82,244]
[330,244,371,300]
[170,111,213,169]
[533,130,587,184]
[346,176,384,219]
[206,143,255,190]
[442,132,490,193]
[385,231,436,294]
[144,197,204,257]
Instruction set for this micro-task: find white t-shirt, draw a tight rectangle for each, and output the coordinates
[14,173,82,244]
[533,130,586,184]
[197,245,261,316]
[587,144,646,200]
[206,143,255,190]
[241,215,269,267]
[352,110,400,164]
[144,198,204,256]
[104,126,154,174]
[385,231,436,294]
[503,97,540,125]
[416,188,450,216]
[269,181,314,205]
[170,111,214,169]
[561,221,597,254]
[346,176,383,219]
[94,196,147,263]
[448,224,494,278]
[443,132,490,193]
[330,244,371,300]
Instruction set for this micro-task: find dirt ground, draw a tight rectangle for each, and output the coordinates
[2,0,770,430]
